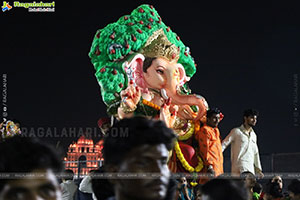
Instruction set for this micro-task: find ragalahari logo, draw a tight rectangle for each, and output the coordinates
[2,1,12,12]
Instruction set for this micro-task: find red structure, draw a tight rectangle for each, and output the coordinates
[64,135,103,176]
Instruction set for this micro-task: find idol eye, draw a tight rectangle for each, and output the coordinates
[156,69,164,74]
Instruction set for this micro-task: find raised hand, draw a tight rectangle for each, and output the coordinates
[120,79,141,110]
[177,105,196,120]
[160,98,177,128]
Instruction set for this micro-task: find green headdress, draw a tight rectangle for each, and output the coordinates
[89,4,197,109]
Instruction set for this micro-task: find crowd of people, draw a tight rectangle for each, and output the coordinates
[0,116,299,200]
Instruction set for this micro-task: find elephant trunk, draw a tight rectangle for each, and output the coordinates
[162,88,208,121]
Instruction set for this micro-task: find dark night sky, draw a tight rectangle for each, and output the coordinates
[1,1,299,155]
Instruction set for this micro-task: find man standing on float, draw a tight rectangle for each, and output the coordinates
[222,109,263,177]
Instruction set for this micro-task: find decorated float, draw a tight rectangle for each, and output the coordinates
[89,4,209,181]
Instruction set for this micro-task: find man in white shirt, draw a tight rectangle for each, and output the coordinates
[222,109,264,177]
[61,169,78,200]
[79,170,97,200]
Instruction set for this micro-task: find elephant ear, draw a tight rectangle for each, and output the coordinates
[177,63,190,87]
[123,53,148,93]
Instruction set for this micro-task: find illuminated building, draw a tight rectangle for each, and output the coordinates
[64,135,103,176]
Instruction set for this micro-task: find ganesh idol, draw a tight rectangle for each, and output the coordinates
[89,4,209,177]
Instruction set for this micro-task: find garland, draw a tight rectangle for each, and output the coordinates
[174,140,203,173]
[194,120,201,132]
[142,99,161,110]
[190,180,198,187]
[178,121,194,141]
[140,101,204,173]
[190,120,202,186]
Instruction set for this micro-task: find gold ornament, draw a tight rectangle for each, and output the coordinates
[140,29,180,62]
[120,101,137,114]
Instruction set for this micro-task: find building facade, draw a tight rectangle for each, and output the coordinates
[64,135,103,176]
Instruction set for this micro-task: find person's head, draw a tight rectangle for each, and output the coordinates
[241,171,256,189]
[194,184,202,200]
[177,176,188,190]
[98,117,111,135]
[271,175,283,190]
[0,135,63,200]
[201,178,249,200]
[91,166,114,200]
[164,177,177,200]
[252,182,263,195]
[103,116,176,200]
[63,169,74,181]
[206,108,221,128]
[88,170,97,175]
[263,182,283,200]
[243,109,259,127]
[288,179,300,200]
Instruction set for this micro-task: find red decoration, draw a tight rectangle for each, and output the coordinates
[112,69,117,75]
[127,22,134,26]
[166,98,172,105]
[184,52,188,56]
[119,83,123,88]
[124,16,128,20]
[166,27,170,32]
[220,113,224,119]
[147,24,152,29]
[172,53,176,59]
[100,67,106,73]
[98,118,110,128]
[151,11,155,16]
[110,49,116,54]
[131,34,137,42]
[148,18,153,22]
[109,32,115,40]
[137,29,142,34]
[129,79,133,84]
[96,32,101,38]
[125,44,129,49]
[139,20,144,24]
[158,17,162,24]
[95,48,101,56]
[149,5,153,9]
[138,8,144,13]
[176,36,180,41]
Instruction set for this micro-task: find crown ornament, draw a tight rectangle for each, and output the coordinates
[139,29,180,62]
